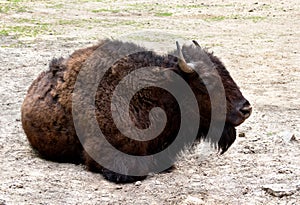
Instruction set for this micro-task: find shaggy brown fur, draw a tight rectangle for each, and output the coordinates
[22,44,100,162]
[21,39,251,183]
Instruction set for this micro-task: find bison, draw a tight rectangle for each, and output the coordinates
[21,39,252,183]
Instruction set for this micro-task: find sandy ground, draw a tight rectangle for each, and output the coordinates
[0,0,299,204]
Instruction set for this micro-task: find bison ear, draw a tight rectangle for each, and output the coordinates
[176,41,194,74]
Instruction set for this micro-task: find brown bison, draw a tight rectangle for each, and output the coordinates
[21,39,251,183]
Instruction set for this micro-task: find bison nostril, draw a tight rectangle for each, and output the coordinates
[240,106,252,118]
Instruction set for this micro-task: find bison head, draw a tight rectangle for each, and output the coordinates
[175,41,252,153]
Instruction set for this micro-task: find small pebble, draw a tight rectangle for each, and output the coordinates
[115,185,122,190]
[262,183,298,197]
[135,181,142,186]
[290,134,297,142]
[239,132,246,137]
[182,196,205,205]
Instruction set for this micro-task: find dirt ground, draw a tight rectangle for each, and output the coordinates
[0,0,299,204]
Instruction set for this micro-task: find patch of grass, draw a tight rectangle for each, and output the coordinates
[205,16,226,21]
[1,40,28,48]
[46,3,64,9]
[1,15,54,42]
[176,3,234,9]
[92,8,120,13]
[204,35,215,38]
[102,19,143,28]
[7,0,23,2]
[248,16,266,22]
[93,0,116,2]
[57,19,76,25]
[155,12,172,17]
[0,24,52,38]
[120,20,137,25]
[203,14,266,22]
[176,4,206,9]
[14,18,39,24]
[57,19,96,27]
[0,2,28,13]
[267,132,276,136]
[75,0,117,2]
[213,3,235,7]
[0,29,10,36]
[230,15,267,22]
[261,4,272,9]
[55,18,143,29]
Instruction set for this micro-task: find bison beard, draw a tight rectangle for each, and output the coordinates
[218,124,236,154]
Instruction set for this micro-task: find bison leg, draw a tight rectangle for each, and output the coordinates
[82,136,148,183]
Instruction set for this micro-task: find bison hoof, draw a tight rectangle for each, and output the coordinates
[102,168,147,183]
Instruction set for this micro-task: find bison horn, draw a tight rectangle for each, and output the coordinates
[176,41,194,73]
[192,40,201,48]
